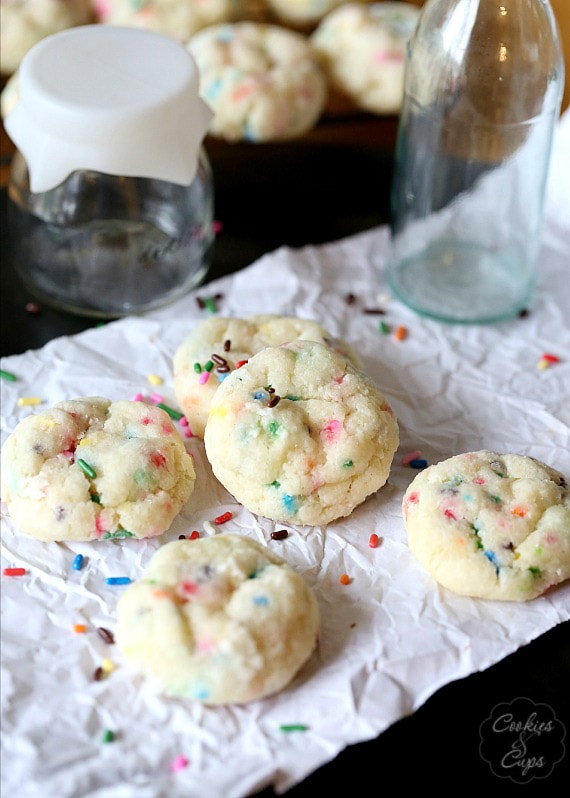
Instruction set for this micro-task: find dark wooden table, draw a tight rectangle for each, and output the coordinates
[1,117,569,795]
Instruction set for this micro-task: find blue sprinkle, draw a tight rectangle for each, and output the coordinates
[253,595,269,606]
[484,550,501,574]
[192,684,210,700]
[409,458,428,469]
[282,494,298,514]
[72,553,84,571]
[105,576,132,586]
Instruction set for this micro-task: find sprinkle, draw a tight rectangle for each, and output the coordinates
[25,301,42,315]
[541,353,560,363]
[97,627,115,644]
[537,359,549,370]
[379,321,390,334]
[204,360,214,372]
[211,354,227,367]
[72,554,84,570]
[105,577,131,586]
[271,530,289,540]
[149,392,163,404]
[184,427,194,438]
[279,724,308,733]
[193,362,202,373]
[409,458,428,469]
[156,402,184,421]
[196,296,205,309]
[345,293,357,304]
[444,509,456,520]
[3,567,26,576]
[179,416,189,427]
[223,339,231,352]
[93,666,105,681]
[214,512,232,525]
[17,396,42,406]
[212,219,223,234]
[0,369,16,381]
[132,392,144,402]
[235,360,248,369]
[77,459,97,478]
[511,506,527,517]
[368,533,380,548]
[339,573,351,585]
[170,754,189,773]
[148,374,163,386]
[402,449,422,465]
[268,395,281,408]
[364,307,386,315]
[203,297,217,314]
[101,658,115,674]
[102,529,134,539]
[198,371,210,385]
[189,530,200,540]
[73,624,86,633]
[394,325,407,341]
[101,730,115,744]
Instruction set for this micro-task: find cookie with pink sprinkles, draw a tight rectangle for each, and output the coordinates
[403,451,570,601]
[204,339,399,526]
[0,396,195,542]
[115,534,320,704]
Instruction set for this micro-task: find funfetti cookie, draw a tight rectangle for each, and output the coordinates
[0,397,195,542]
[173,313,362,438]
[187,21,328,142]
[204,339,399,526]
[115,534,320,704]
[402,450,570,601]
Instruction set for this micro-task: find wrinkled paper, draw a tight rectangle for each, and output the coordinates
[2,112,569,798]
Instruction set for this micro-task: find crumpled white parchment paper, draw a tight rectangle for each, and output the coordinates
[1,112,569,798]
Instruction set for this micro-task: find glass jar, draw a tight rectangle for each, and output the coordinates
[385,0,565,323]
[7,149,214,318]
[5,24,214,318]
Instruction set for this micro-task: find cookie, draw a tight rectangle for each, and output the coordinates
[115,534,320,704]
[402,451,570,601]
[0,0,93,75]
[311,1,420,115]
[0,397,195,542]
[204,339,399,525]
[173,313,362,438]
[187,21,328,142]
[92,0,240,42]
[264,0,347,28]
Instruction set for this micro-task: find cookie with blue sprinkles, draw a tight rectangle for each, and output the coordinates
[402,450,570,601]
[115,534,320,704]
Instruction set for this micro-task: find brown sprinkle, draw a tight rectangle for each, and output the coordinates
[271,530,289,540]
[268,395,281,408]
[97,627,115,645]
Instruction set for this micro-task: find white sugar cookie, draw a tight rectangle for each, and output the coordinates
[115,534,320,704]
[173,313,361,438]
[204,340,399,525]
[0,397,195,541]
[403,451,570,601]
[1,0,92,75]
[311,2,420,114]
[187,21,328,141]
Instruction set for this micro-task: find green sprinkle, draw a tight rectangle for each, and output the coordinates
[90,493,101,504]
[267,420,279,437]
[342,459,353,468]
[203,297,216,314]
[156,402,183,421]
[101,729,115,744]
[279,724,308,733]
[528,566,541,577]
[488,494,502,505]
[535,546,543,556]
[102,529,135,540]
[193,362,202,373]
[0,369,17,381]
[269,480,280,488]
[285,395,300,401]
[77,459,96,479]
[379,321,390,335]
[204,360,214,372]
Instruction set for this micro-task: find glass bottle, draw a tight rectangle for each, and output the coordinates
[386,0,565,323]
[5,25,214,318]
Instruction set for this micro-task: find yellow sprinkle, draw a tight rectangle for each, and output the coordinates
[148,374,163,386]
[537,359,549,370]
[17,397,42,406]
[208,405,227,419]
[101,658,115,673]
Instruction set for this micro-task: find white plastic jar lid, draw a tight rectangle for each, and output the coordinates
[5,25,213,193]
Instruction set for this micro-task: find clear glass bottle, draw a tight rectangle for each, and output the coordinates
[386,0,565,323]
[5,25,214,318]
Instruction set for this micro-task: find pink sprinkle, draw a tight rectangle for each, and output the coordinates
[212,220,223,234]
[198,371,210,385]
[149,392,163,404]
[321,419,342,443]
[170,754,189,773]
[407,491,419,504]
[474,477,486,484]
[184,428,194,438]
[444,508,456,520]
[179,416,189,427]
[133,392,144,402]
[401,449,422,465]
